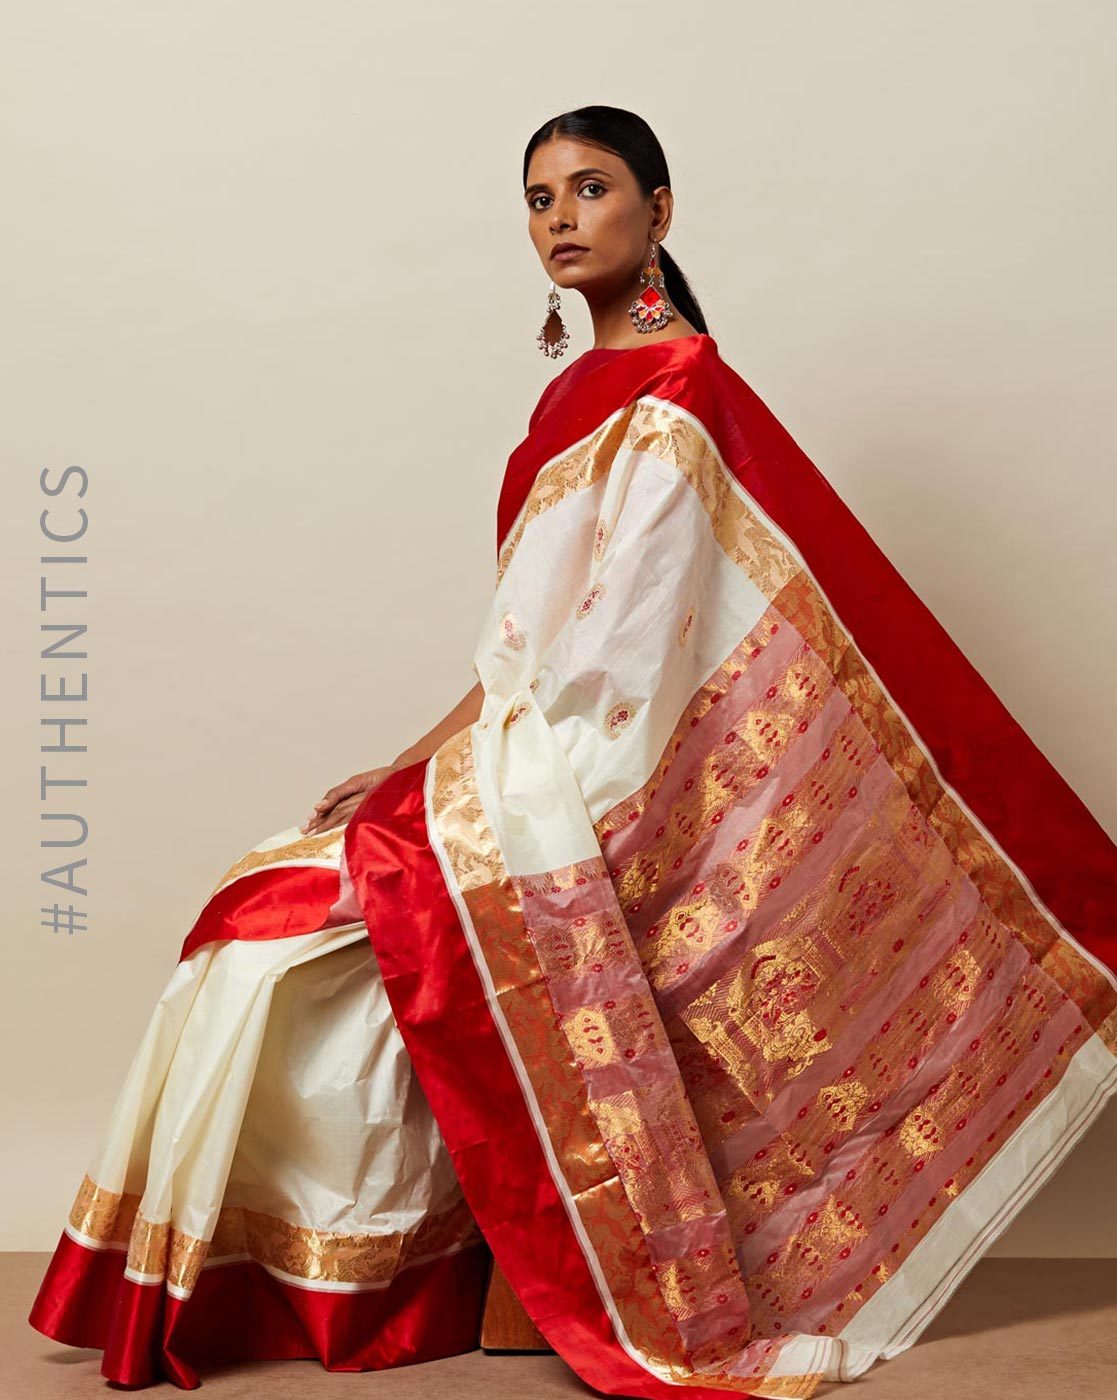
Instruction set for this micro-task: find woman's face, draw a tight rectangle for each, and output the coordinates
[524,135,671,294]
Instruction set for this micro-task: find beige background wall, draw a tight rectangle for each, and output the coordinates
[2,1,1114,1254]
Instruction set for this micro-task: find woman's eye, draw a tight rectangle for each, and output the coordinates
[528,183,605,212]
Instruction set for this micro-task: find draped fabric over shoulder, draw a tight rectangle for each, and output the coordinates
[29,333,1117,1396]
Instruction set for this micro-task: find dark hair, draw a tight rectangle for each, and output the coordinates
[522,105,709,336]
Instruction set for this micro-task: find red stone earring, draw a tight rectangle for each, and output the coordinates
[628,238,674,334]
[537,280,570,358]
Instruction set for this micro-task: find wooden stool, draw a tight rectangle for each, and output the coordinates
[480,1257,553,1352]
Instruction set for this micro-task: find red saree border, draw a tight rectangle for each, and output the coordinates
[344,758,787,1400]
[28,1223,488,1389]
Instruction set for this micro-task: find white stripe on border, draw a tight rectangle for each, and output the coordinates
[838,1028,1117,1357]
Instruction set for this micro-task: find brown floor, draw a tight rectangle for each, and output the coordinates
[6,1255,1116,1398]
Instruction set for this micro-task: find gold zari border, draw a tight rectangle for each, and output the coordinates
[67,1172,483,1295]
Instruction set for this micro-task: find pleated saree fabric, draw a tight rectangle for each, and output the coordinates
[30,334,1117,1395]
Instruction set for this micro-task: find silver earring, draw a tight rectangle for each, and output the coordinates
[628,238,674,334]
[537,280,570,358]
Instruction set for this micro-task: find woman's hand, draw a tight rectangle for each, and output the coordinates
[297,680,483,837]
[300,764,399,835]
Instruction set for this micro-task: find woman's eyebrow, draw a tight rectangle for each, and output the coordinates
[524,167,612,198]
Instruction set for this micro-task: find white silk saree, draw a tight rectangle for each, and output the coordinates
[30,333,1117,1395]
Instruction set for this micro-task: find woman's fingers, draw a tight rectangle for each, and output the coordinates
[314,775,361,810]
[300,769,389,834]
[313,794,363,834]
[302,778,360,832]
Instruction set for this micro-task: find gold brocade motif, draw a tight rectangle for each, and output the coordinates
[431,727,506,892]
[604,699,639,739]
[498,407,636,584]
[67,1172,483,1295]
[593,517,611,560]
[588,573,1114,1049]
[773,570,1113,1021]
[624,403,799,599]
[498,399,800,603]
[500,611,527,650]
[209,828,345,897]
[721,999,1083,1334]
[576,582,607,618]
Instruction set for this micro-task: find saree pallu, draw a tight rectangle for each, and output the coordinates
[345,335,1117,1396]
[30,333,1117,1395]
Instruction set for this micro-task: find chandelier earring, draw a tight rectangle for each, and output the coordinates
[628,237,674,334]
[536,280,570,358]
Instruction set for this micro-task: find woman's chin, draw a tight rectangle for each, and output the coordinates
[548,264,593,289]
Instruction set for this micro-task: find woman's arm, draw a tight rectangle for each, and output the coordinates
[389,678,485,769]
[301,678,485,834]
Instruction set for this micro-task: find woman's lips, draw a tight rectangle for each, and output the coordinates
[552,246,588,261]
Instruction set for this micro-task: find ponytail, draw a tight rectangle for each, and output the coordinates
[657,243,708,336]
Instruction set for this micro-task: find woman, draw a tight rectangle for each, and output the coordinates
[29,105,1117,1397]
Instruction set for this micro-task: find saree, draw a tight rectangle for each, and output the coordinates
[29,333,1117,1395]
